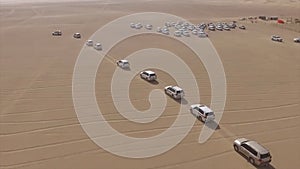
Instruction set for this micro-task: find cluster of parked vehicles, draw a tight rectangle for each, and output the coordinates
[130,21,209,38]
[207,22,246,31]
[130,20,248,39]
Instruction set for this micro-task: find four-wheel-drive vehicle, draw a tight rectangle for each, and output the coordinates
[190,104,215,122]
[294,37,300,43]
[86,40,93,46]
[94,43,102,50]
[233,138,272,166]
[140,70,157,81]
[271,35,283,42]
[239,25,246,30]
[73,33,81,39]
[164,86,184,99]
[52,30,62,36]
[116,60,130,69]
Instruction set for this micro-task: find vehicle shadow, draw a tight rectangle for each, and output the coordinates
[236,151,275,169]
[174,98,188,105]
[148,80,159,85]
[205,120,221,130]
[122,67,131,71]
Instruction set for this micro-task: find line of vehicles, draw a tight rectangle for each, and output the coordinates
[271,35,300,43]
[115,59,272,167]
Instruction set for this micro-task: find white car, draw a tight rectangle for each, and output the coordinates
[174,30,181,37]
[216,26,223,31]
[140,70,157,81]
[208,26,215,31]
[164,86,184,99]
[190,104,215,122]
[135,23,143,29]
[223,26,230,31]
[116,60,130,69]
[157,27,162,33]
[271,35,283,42]
[52,30,62,36]
[293,37,300,43]
[130,23,136,28]
[233,138,272,166]
[192,30,198,35]
[161,28,169,35]
[86,40,93,46]
[145,24,153,30]
[239,25,246,30]
[94,43,102,50]
[73,33,81,39]
[182,31,190,37]
[198,32,208,38]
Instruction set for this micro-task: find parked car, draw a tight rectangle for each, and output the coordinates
[86,40,93,46]
[223,26,231,31]
[216,25,223,31]
[198,32,208,38]
[135,23,143,29]
[208,26,215,31]
[73,33,81,39]
[161,28,169,35]
[182,31,190,37]
[140,70,157,81]
[130,23,136,28]
[116,60,130,69]
[192,30,198,35]
[271,35,283,42]
[94,43,102,50]
[174,30,181,37]
[190,104,215,122]
[293,37,300,43]
[239,25,246,30]
[233,138,272,166]
[52,30,62,36]
[164,86,184,99]
[145,24,153,30]
[157,27,162,33]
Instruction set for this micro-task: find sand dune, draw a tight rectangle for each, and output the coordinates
[0,0,299,169]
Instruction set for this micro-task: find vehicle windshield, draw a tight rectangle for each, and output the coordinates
[260,153,270,159]
[205,112,214,116]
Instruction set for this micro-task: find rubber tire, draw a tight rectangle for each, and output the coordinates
[234,145,239,152]
[249,158,255,165]
[201,117,205,122]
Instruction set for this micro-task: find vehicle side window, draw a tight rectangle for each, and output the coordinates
[248,147,258,156]
[241,144,248,149]
[171,88,175,93]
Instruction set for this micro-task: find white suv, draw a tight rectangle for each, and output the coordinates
[116,60,130,69]
[140,70,157,81]
[164,86,184,99]
[190,104,215,122]
[233,138,272,166]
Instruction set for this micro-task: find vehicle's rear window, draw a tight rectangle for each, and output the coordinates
[260,153,270,159]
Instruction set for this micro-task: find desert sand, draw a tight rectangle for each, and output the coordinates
[0,0,299,169]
